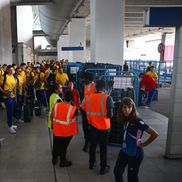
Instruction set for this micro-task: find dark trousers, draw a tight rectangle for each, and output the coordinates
[114,149,144,182]
[52,136,72,162]
[81,110,90,141]
[36,90,47,107]
[89,125,110,169]
[15,93,25,119]
[146,88,157,107]
[5,97,15,127]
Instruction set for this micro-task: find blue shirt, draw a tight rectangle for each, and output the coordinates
[121,118,149,156]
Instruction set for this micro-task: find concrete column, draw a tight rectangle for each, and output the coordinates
[165,26,182,158]
[90,0,124,64]
[11,6,18,65]
[69,18,86,62]
[17,6,33,49]
[57,35,70,60]
[0,0,13,65]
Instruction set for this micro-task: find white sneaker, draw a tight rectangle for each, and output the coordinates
[17,119,24,123]
[0,102,6,109]
[12,125,18,129]
[8,126,16,134]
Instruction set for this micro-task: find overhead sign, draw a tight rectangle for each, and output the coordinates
[144,7,182,27]
[61,46,84,51]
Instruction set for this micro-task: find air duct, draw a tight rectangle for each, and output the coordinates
[38,0,85,46]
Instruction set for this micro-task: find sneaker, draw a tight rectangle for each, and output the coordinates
[12,125,18,130]
[8,126,16,134]
[89,162,96,170]
[59,160,72,167]
[17,119,24,123]
[100,165,110,175]
[144,106,150,109]
[0,102,6,109]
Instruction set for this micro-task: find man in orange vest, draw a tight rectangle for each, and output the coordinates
[85,80,114,175]
[81,72,96,152]
[51,91,79,167]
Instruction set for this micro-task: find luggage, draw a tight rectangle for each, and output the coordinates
[24,104,32,122]
[34,100,41,116]
[24,96,32,122]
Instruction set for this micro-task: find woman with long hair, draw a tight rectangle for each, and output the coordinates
[114,97,159,182]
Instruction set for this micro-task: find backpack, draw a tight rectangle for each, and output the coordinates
[34,72,42,89]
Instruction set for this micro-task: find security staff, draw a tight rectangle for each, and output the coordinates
[81,72,96,152]
[51,91,78,167]
[85,80,114,175]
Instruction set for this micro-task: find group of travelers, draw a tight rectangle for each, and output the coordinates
[0,60,159,182]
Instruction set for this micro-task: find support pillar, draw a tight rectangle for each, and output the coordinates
[69,18,86,62]
[90,0,124,64]
[0,0,13,65]
[165,26,182,158]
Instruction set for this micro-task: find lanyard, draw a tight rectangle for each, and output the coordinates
[123,122,129,143]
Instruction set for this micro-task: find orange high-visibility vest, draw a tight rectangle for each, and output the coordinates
[86,92,110,130]
[84,82,95,97]
[52,102,78,137]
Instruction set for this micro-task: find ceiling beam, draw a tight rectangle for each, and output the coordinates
[11,0,53,6]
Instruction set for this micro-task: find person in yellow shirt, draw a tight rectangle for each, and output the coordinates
[34,66,48,110]
[56,67,69,86]
[14,67,25,123]
[0,65,17,134]
[146,66,158,82]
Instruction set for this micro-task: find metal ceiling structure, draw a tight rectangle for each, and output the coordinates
[12,0,182,45]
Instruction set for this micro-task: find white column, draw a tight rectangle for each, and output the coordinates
[57,35,70,60]
[0,0,13,65]
[17,6,33,49]
[69,18,86,62]
[90,0,124,65]
[166,26,182,158]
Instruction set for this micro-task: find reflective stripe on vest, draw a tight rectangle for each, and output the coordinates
[53,103,74,125]
[86,94,107,116]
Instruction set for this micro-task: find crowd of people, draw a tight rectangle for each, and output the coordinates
[0,60,159,181]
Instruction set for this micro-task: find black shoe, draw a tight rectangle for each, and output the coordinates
[100,165,110,175]
[59,160,72,167]
[52,157,58,165]
[82,141,89,152]
[89,161,96,170]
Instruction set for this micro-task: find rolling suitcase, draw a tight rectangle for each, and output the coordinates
[24,104,32,122]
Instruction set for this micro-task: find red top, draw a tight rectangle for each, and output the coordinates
[65,88,80,108]
[139,74,158,92]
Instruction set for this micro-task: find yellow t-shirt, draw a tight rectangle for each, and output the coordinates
[35,72,45,90]
[0,74,17,98]
[20,70,26,85]
[146,71,158,81]
[16,75,24,95]
[26,71,35,86]
[56,72,69,86]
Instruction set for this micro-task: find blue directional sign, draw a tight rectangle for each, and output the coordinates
[144,7,182,27]
[61,46,84,51]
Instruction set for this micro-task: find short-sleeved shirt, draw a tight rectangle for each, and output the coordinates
[121,118,149,156]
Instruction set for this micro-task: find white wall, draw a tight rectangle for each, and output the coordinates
[17,6,33,48]
[124,34,161,61]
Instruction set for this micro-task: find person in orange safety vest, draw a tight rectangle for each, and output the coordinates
[81,72,96,152]
[52,90,79,167]
[85,80,114,175]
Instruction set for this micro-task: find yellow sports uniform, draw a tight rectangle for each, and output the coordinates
[56,72,69,86]
[35,72,45,90]
[0,75,17,98]
[16,75,24,95]
[146,71,158,81]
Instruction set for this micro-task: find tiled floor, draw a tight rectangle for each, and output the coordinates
[0,105,182,182]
